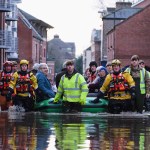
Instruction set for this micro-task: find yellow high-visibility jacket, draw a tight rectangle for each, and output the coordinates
[100,72,135,100]
[125,67,150,94]
[54,73,88,104]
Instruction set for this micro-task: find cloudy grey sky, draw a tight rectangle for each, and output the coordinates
[18,0,118,56]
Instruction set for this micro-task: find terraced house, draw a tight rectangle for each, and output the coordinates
[0,0,53,70]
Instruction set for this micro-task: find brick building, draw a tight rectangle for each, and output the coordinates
[18,9,53,70]
[102,1,141,65]
[133,0,150,8]
[107,4,150,67]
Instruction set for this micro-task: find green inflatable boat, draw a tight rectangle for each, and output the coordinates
[34,97,108,113]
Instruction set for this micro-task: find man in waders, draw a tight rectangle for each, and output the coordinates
[53,60,88,113]
[125,55,150,113]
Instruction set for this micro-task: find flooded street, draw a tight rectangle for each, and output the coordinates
[0,112,150,150]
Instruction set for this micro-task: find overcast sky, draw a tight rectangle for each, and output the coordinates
[18,0,118,56]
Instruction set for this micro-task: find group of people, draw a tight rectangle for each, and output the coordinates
[85,55,150,114]
[0,54,150,114]
[0,60,55,112]
[0,59,89,113]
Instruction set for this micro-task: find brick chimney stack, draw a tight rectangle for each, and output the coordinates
[116,1,132,10]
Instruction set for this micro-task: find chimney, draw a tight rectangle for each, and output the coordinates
[116,1,132,10]
[54,34,59,38]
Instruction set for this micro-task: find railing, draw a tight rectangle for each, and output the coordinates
[0,30,12,49]
[0,2,11,12]
[12,0,22,4]
[5,4,18,21]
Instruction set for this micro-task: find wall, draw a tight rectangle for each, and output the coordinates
[107,4,150,67]
[18,17,33,68]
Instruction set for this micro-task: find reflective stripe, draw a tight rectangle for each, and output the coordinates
[82,89,89,92]
[114,93,127,97]
[80,82,87,87]
[148,71,150,78]
[140,68,145,94]
[64,94,80,98]
[64,88,80,90]
[126,67,146,94]
[58,73,88,102]
[57,91,63,94]
[61,75,65,82]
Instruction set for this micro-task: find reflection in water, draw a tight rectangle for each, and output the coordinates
[0,112,150,149]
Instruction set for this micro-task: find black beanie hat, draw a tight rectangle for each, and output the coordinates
[89,61,97,67]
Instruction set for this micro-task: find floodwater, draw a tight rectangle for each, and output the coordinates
[0,112,150,150]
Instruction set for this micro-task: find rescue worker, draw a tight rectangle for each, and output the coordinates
[91,59,135,114]
[53,60,88,113]
[125,55,150,113]
[0,61,13,110]
[138,59,150,111]
[139,59,150,75]
[11,61,18,73]
[6,59,38,112]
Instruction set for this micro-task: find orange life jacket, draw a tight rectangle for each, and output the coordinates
[108,73,129,93]
[16,72,34,94]
[0,71,13,95]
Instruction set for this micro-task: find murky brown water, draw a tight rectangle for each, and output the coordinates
[0,112,150,150]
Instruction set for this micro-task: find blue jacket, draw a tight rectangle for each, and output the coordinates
[36,71,55,98]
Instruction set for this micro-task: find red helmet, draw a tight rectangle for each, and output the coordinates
[3,61,13,67]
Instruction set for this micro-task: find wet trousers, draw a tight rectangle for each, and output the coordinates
[13,95,34,112]
[62,101,82,113]
[108,99,133,114]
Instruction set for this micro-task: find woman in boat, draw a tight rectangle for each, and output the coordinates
[36,63,55,102]
[88,66,108,93]
[88,61,97,83]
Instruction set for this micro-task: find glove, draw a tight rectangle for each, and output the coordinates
[34,88,39,95]
[53,101,59,104]
[6,91,12,101]
[130,87,136,99]
[90,97,99,104]
[80,99,85,105]
[146,94,150,99]
[53,99,60,104]
[131,92,136,100]
[90,91,104,104]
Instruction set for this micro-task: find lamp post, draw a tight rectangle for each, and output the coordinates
[113,11,116,59]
